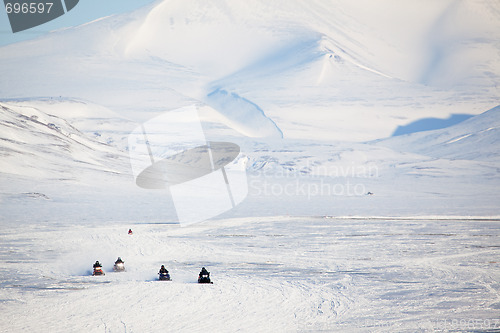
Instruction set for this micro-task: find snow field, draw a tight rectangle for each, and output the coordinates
[1,217,499,332]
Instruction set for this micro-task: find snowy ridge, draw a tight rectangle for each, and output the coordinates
[377,105,500,162]
[0,100,130,181]
[1,0,499,141]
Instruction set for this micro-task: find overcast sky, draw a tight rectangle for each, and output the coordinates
[0,0,157,46]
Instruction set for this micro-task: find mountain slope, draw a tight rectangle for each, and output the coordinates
[375,105,500,162]
[1,0,499,141]
[0,100,130,181]
[0,0,499,221]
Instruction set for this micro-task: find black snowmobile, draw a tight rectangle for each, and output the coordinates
[198,267,212,284]
[113,257,125,272]
[92,261,105,276]
[159,272,171,281]
[158,265,171,281]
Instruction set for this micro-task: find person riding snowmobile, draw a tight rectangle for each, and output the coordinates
[92,261,104,276]
[199,267,209,277]
[198,267,211,283]
[113,257,125,271]
[158,265,171,280]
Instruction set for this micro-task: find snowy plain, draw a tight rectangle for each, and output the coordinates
[1,0,500,332]
[1,217,499,332]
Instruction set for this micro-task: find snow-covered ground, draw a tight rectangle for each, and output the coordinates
[1,217,499,332]
[1,0,500,331]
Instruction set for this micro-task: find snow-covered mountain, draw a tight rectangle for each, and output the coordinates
[0,99,131,181]
[376,105,500,162]
[0,0,499,215]
[1,0,499,141]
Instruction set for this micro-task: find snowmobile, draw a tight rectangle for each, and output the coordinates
[158,265,171,281]
[198,268,212,284]
[198,274,212,284]
[92,261,105,276]
[113,257,125,272]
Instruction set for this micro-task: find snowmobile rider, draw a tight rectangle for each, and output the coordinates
[199,267,209,277]
[115,257,124,264]
[93,261,102,269]
[159,265,168,274]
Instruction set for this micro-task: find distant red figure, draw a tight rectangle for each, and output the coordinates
[128,229,133,235]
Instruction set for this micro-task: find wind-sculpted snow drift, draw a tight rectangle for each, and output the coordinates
[205,89,283,139]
